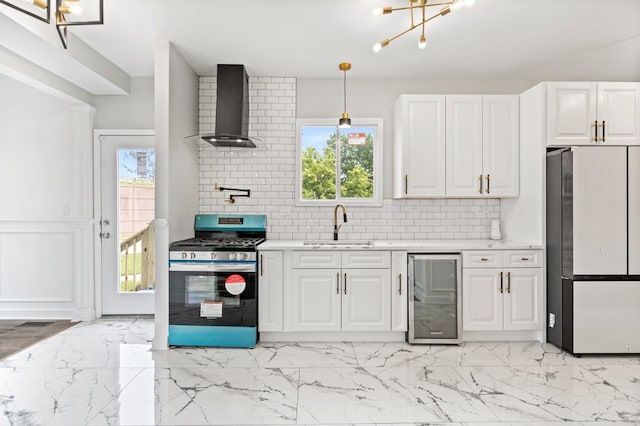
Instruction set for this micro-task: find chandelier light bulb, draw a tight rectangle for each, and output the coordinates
[68,3,83,14]
[418,35,427,49]
[372,7,383,16]
[373,42,382,53]
[451,0,464,11]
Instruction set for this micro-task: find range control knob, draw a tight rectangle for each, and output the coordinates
[237,252,248,260]
[181,252,188,260]
[228,252,237,260]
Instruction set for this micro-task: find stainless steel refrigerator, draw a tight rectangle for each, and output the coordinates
[408,254,462,344]
[546,146,640,354]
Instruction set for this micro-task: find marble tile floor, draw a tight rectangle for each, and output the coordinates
[0,317,639,426]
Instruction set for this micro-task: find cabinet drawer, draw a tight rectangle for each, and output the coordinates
[292,251,341,268]
[503,251,542,268]
[342,251,390,269]
[463,251,501,268]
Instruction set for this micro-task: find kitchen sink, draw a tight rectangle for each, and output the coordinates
[303,240,374,247]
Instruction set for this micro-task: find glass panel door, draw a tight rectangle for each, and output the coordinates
[408,254,461,343]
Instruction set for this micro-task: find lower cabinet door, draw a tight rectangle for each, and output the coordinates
[462,268,503,331]
[341,269,391,331]
[290,269,341,331]
[503,268,542,331]
[391,252,408,332]
[258,251,284,332]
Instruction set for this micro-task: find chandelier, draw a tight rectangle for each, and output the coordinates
[372,0,476,52]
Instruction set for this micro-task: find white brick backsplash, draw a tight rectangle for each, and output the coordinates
[197,76,500,240]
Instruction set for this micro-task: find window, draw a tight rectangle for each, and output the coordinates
[296,118,383,206]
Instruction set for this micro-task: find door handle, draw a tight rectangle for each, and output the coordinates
[336,272,340,294]
[397,273,402,295]
[486,174,490,194]
[478,175,483,194]
[99,232,111,239]
[344,273,347,295]
[499,271,503,293]
[507,271,511,293]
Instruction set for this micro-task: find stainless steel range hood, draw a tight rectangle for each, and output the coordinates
[201,64,256,148]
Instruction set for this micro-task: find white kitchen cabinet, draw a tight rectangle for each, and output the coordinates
[446,95,519,197]
[290,250,392,332]
[462,250,542,332]
[548,82,640,146]
[393,95,446,198]
[391,251,408,332]
[290,268,341,331]
[341,269,390,331]
[258,251,284,331]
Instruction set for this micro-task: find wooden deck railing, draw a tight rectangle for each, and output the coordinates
[120,223,155,291]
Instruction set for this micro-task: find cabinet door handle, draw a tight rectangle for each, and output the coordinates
[260,254,264,276]
[507,271,511,294]
[593,121,598,143]
[404,174,408,195]
[336,272,340,294]
[344,273,347,294]
[478,175,483,194]
[499,271,503,293]
[486,174,490,194]
[397,273,402,295]
[601,120,606,142]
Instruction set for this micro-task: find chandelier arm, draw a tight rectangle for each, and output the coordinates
[383,1,454,13]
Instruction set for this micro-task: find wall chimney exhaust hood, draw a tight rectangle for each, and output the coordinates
[199,64,262,149]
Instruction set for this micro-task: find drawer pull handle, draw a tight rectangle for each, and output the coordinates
[499,271,503,293]
[397,273,402,295]
[521,257,529,261]
[480,257,489,262]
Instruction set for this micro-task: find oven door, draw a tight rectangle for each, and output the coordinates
[169,262,257,327]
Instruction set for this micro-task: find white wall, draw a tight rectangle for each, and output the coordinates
[94,77,154,129]
[153,41,199,349]
[0,73,94,319]
[199,77,501,241]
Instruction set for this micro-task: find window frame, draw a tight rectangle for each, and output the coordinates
[295,117,383,207]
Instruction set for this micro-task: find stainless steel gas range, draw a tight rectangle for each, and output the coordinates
[168,214,266,348]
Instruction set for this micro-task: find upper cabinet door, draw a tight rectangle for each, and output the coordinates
[445,96,483,197]
[548,82,597,146]
[597,83,640,145]
[483,96,519,197]
[393,95,446,198]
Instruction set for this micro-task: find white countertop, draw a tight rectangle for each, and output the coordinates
[258,239,542,251]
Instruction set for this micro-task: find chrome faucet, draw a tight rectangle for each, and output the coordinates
[333,203,348,240]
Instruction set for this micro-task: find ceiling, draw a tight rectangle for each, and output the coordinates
[47,0,640,82]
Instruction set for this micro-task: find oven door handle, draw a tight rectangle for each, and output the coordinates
[169,263,256,273]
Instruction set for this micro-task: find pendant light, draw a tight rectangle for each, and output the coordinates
[338,62,351,129]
